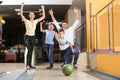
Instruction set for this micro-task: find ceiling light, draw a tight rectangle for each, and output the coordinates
[14,8,41,13]
[14,9,20,12]
[39,9,42,11]
[17,12,20,15]
[34,11,41,13]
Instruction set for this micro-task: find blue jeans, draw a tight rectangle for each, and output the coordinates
[45,44,54,67]
[73,46,80,65]
[60,47,71,64]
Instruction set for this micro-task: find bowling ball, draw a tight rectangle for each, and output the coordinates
[62,64,74,76]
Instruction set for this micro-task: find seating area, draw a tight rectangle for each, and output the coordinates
[0,45,25,63]
[0,44,61,64]
[5,52,16,62]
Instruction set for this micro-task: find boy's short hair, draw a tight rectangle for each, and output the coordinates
[58,29,64,33]
[49,22,55,27]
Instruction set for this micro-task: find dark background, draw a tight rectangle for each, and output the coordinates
[3,19,43,47]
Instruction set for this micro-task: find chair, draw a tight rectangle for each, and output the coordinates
[5,52,17,62]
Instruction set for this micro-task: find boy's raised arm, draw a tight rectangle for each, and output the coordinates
[40,22,46,32]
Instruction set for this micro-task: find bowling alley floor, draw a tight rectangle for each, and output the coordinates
[0,63,119,80]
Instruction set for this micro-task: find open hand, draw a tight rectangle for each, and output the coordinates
[41,5,45,9]
[74,7,78,14]
[21,2,24,6]
[49,9,54,15]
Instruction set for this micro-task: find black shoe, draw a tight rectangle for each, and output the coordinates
[61,63,65,67]
[46,66,53,69]
[30,66,36,69]
[74,66,78,69]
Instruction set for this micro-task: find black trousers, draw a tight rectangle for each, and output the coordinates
[24,35,35,66]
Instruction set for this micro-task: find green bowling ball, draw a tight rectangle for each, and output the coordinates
[62,64,74,76]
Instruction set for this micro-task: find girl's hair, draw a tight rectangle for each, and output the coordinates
[29,11,35,14]
[29,11,35,13]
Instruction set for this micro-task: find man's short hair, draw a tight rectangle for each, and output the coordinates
[62,21,68,24]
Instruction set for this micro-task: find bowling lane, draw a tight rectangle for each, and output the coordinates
[0,63,100,80]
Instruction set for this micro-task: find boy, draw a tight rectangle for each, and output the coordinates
[40,22,56,69]
[55,29,73,66]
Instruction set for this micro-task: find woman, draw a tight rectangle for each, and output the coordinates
[20,2,45,70]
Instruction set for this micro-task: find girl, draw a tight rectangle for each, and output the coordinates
[20,2,45,70]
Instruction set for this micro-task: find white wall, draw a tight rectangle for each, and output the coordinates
[68,8,81,42]
[1,0,73,5]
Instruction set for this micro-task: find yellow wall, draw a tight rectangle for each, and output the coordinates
[112,2,120,51]
[86,0,120,52]
[97,54,120,76]
[86,0,111,52]
[86,0,120,77]
[0,15,3,22]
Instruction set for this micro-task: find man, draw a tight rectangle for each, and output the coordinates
[49,7,80,69]
[20,2,45,70]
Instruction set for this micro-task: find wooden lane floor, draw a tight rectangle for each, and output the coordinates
[0,63,100,80]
